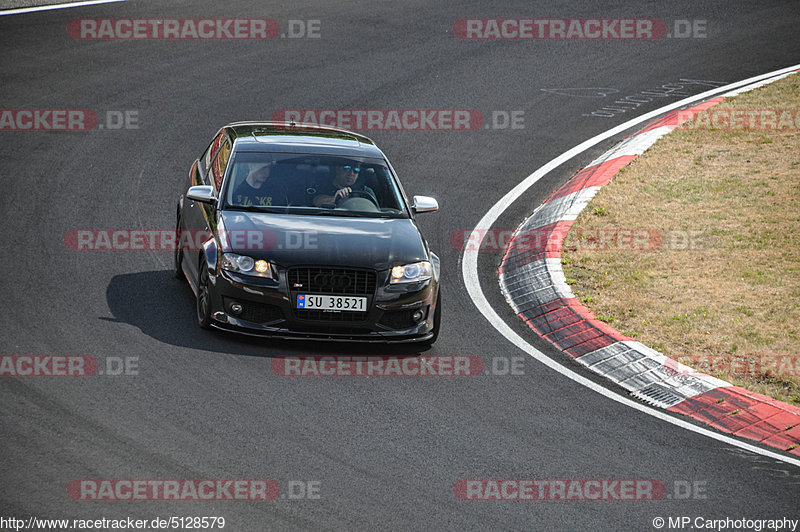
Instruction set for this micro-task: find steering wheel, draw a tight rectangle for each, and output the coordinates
[338,190,380,209]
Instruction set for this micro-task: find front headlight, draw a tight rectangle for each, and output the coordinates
[390,261,432,284]
[221,253,275,279]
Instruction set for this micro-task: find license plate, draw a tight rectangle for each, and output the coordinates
[297,294,367,312]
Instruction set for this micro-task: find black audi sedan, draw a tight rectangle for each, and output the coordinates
[175,122,441,344]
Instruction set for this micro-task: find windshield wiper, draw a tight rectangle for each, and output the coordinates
[303,209,345,216]
[308,210,399,218]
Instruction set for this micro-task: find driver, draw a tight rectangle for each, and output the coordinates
[312,163,378,207]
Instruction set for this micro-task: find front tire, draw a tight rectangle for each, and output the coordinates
[196,261,213,329]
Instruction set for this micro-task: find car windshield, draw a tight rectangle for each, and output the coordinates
[222,152,409,218]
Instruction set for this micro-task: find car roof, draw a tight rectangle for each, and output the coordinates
[223,122,386,158]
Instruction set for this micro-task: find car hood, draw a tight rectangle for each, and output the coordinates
[218,211,429,270]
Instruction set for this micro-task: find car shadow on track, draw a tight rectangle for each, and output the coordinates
[104,270,432,358]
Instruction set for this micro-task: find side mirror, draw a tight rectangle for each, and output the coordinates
[411,195,438,214]
[187,185,217,205]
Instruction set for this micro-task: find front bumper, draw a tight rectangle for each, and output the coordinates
[205,265,438,342]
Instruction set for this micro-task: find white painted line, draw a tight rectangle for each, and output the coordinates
[587,125,675,165]
[463,63,800,468]
[0,0,125,16]
[721,72,794,97]
[528,187,601,227]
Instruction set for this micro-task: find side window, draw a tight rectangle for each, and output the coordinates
[209,140,231,192]
[199,132,227,186]
[194,143,212,187]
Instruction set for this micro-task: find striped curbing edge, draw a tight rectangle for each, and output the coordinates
[498,74,800,457]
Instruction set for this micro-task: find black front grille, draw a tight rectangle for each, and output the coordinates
[288,267,376,322]
[288,267,376,295]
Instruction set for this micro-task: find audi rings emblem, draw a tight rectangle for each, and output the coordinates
[313,273,352,289]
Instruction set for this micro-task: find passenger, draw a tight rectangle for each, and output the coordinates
[233,162,282,207]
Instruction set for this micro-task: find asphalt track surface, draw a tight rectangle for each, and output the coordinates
[1,1,799,529]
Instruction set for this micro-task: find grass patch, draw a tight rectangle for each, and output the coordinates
[562,74,800,404]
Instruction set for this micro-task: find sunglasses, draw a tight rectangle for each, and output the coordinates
[342,165,361,173]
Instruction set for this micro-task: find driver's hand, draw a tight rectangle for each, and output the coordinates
[334,187,352,202]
